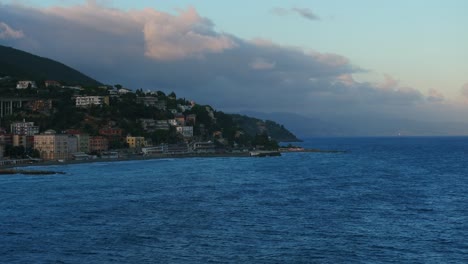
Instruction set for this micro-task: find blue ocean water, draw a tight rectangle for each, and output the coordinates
[1,137,468,263]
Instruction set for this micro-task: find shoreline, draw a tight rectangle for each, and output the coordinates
[0,148,346,174]
[1,152,252,170]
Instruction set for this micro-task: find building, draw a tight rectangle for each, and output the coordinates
[0,133,12,146]
[118,88,132,95]
[12,135,34,148]
[16,81,37,89]
[99,127,122,137]
[155,120,170,130]
[177,104,193,112]
[26,99,53,113]
[155,100,167,111]
[98,127,122,147]
[141,144,168,155]
[126,136,146,148]
[89,136,109,153]
[10,120,39,136]
[66,130,90,154]
[167,143,189,154]
[34,133,78,160]
[176,126,193,138]
[191,141,216,153]
[75,96,110,108]
[140,119,157,132]
[137,96,159,107]
[45,80,61,87]
[175,114,185,126]
[168,119,178,126]
[186,114,197,125]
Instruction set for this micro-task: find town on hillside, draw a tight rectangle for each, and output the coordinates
[0,78,285,165]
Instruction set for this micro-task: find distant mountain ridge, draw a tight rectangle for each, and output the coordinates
[241,111,468,137]
[0,45,101,86]
[230,114,301,142]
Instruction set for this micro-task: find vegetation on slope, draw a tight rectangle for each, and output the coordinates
[0,45,101,86]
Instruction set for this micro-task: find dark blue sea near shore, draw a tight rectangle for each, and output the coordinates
[1,137,468,263]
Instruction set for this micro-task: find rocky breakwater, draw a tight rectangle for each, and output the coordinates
[0,169,65,175]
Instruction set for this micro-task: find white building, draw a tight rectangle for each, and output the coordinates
[191,141,216,153]
[16,81,37,89]
[10,120,39,136]
[168,119,178,126]
[118,88,132,95]
[176,126,193,138]
[75,96,109,107]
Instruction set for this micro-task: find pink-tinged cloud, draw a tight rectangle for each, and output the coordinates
[41,3,237,60]
[249,58,276,70]
[0,22,24,39]
[460,83,468,99]
[309,52,349,68]
[3,2,458,135]
[427,88,445,103]
[143,7,237,60]
[249,38,276,47]
[336,74,356,86]
[378,74,400,90]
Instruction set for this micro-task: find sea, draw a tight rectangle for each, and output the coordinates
[1,137,468,263]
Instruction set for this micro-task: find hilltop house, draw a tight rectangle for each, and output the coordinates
[10,120,39,136]
[176,126,193,138]
[118,88,132,95]
[75,96,110,108]
[16,81,37,89]
[45,80,61,87]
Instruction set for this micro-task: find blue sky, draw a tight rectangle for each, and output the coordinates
[1,0,468,135]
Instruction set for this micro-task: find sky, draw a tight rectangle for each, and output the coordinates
[1,0,468,135]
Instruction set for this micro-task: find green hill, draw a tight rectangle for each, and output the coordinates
[0,46,300,148]
[0,45,101,86]
[230,114,300,142]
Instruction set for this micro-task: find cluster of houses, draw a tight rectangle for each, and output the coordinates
[0,119,217,162]
[0,80,223,162]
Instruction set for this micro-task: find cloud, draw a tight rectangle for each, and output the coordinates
[39,3,237,60]
[249,58,276,70]
[292,8,320,21]
[378,74,400,90]
[0,2,462,135]
[271,7,320,21]
[142,7,237,60]
[0,22,24,39]
[427,88,445,103]
[460,83,468,99]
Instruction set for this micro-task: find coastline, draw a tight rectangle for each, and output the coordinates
[0,148,346,174]
[0,152,252,171]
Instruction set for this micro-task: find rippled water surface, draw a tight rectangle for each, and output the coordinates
[1,137,468,263]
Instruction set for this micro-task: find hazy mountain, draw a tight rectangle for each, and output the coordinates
[229,114,300,142]
[0,45,101,86]
[240,111,468,137]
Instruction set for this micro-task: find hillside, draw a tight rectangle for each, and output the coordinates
[230,114,300,142]
[0,45,299,148]
[0,45,101,86]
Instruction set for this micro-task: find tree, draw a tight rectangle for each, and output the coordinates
[252,133,279,150]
